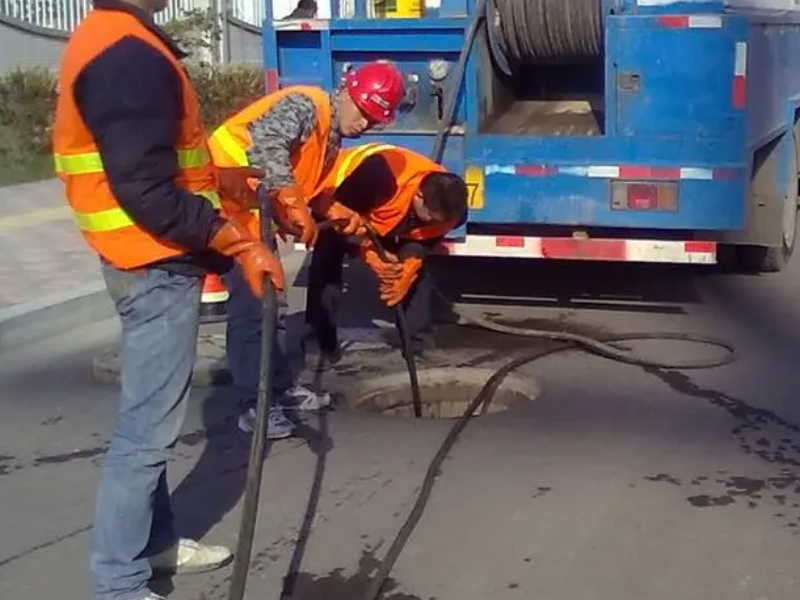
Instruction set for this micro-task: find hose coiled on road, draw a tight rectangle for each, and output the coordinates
[362,316,736,600]
[487,0,604,75]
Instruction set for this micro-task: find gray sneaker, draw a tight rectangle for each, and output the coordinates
[282,385,333,411]
[150,538,232,575]
[237,407,295,439]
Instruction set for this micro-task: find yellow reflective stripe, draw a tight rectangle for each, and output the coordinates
[55,148,210,175]
[209,125,249,166]
[177,147,211,169]
[73,207,133,233]
[73,189,221,232]
[335,143,398,187]
[54,152,104,175]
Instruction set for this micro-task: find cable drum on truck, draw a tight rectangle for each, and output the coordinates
[487,0,604,75]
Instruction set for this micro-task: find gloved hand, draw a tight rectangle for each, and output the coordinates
[215,166,265,210]
[360,241,402,282]
[272,184,317,247]
[379,257,423,307]
[209,219,285,297]
[324,201,367,236]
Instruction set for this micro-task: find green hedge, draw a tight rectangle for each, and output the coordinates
[0,63,264,186]
[0,67,58,185]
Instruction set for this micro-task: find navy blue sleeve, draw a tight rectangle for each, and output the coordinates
[74,36,223,252]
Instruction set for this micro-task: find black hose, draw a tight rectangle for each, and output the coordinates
[363,225,424,419]
[362,328,736,600]
[227,194,279,600]
[431,0,487,164]
[487,0,603,75]
[361,1,736,597]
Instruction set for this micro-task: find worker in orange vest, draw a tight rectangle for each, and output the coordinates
[306,144,468,362]
[208,63,405,439]
[52,1,285,598]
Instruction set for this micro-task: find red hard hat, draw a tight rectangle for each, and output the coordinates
[344,61,405,124]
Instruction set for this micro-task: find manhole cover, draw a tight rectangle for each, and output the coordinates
[350,368,540,419]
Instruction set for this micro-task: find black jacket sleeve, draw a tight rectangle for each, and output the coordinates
[74,36,223,252]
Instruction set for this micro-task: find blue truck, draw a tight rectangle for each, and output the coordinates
[263,0,800,271]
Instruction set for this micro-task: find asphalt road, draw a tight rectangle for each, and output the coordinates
[2,249,800,600]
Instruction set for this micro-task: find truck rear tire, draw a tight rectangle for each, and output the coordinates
[737,130,799,272]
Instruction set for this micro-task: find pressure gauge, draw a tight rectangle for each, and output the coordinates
[428,59,449,82]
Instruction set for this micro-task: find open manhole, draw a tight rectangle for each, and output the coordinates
[349,368,540,419]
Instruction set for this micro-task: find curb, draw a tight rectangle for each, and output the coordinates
[0,281,115,352]
[92,333,233,387]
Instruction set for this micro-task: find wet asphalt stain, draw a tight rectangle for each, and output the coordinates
[0,454,16,476]
[644,368,800,534]
[40,416,63,426]
[0,524,92,568]
[8,418,237,473]
[644,473,682,486]
[646,368,800,465]
[34,446,107,466]
[531,486,552,499]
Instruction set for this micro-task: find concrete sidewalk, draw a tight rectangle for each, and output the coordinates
[0,179,101,310]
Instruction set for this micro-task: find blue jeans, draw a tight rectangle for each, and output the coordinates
[92,264,201,600]
[223,252,293,410]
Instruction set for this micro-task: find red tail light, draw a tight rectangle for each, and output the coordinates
[612,181,678,212]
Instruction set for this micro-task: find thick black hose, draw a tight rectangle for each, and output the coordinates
[362,328,736,600]
[488,0,603,74]
[363,225,424,419]
[362,1,733,596]
[431,0,487,164]
[227,196,279,600]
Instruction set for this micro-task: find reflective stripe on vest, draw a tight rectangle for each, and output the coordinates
[334,143,398,187]
[73,190,221,233]
[208,125,249,167]
[54,147,212,175]
[55,146,220,231]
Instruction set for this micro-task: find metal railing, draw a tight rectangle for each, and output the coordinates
[0,0,265,31]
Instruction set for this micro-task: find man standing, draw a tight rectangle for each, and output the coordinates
[208,61,405,437]
[306,144,468,361]
[53,1,283,598]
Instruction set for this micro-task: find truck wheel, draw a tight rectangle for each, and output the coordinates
[738,135,799,272]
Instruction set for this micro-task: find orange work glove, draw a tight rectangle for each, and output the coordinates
[215,166,265,210]
[379,257,423,307]
[272,184,317,247]
[360,241,402,281]
[209,220,285,297]
[324,201,367,236]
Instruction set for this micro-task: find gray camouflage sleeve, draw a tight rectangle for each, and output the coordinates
[246,93,318,192]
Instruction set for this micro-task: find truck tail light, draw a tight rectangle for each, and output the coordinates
[611,181,678,212]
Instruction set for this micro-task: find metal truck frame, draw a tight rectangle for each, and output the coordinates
[264,0,800,271]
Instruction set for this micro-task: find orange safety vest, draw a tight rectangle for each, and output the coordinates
[321,143,457,241]
[52,10,219,270]
[207,87,333,234]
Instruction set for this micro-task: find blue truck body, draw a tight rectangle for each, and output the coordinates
[263,0,800,267]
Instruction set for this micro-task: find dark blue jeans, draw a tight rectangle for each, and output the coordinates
[222,262,293,409]
[92,264,201,600]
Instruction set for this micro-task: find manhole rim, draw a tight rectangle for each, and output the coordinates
[346,367,541,418]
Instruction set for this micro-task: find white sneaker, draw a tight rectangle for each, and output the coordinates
[149,538,232,575]
[282,385,332,411]
[140,593,166,600]
[238,406,295,439]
